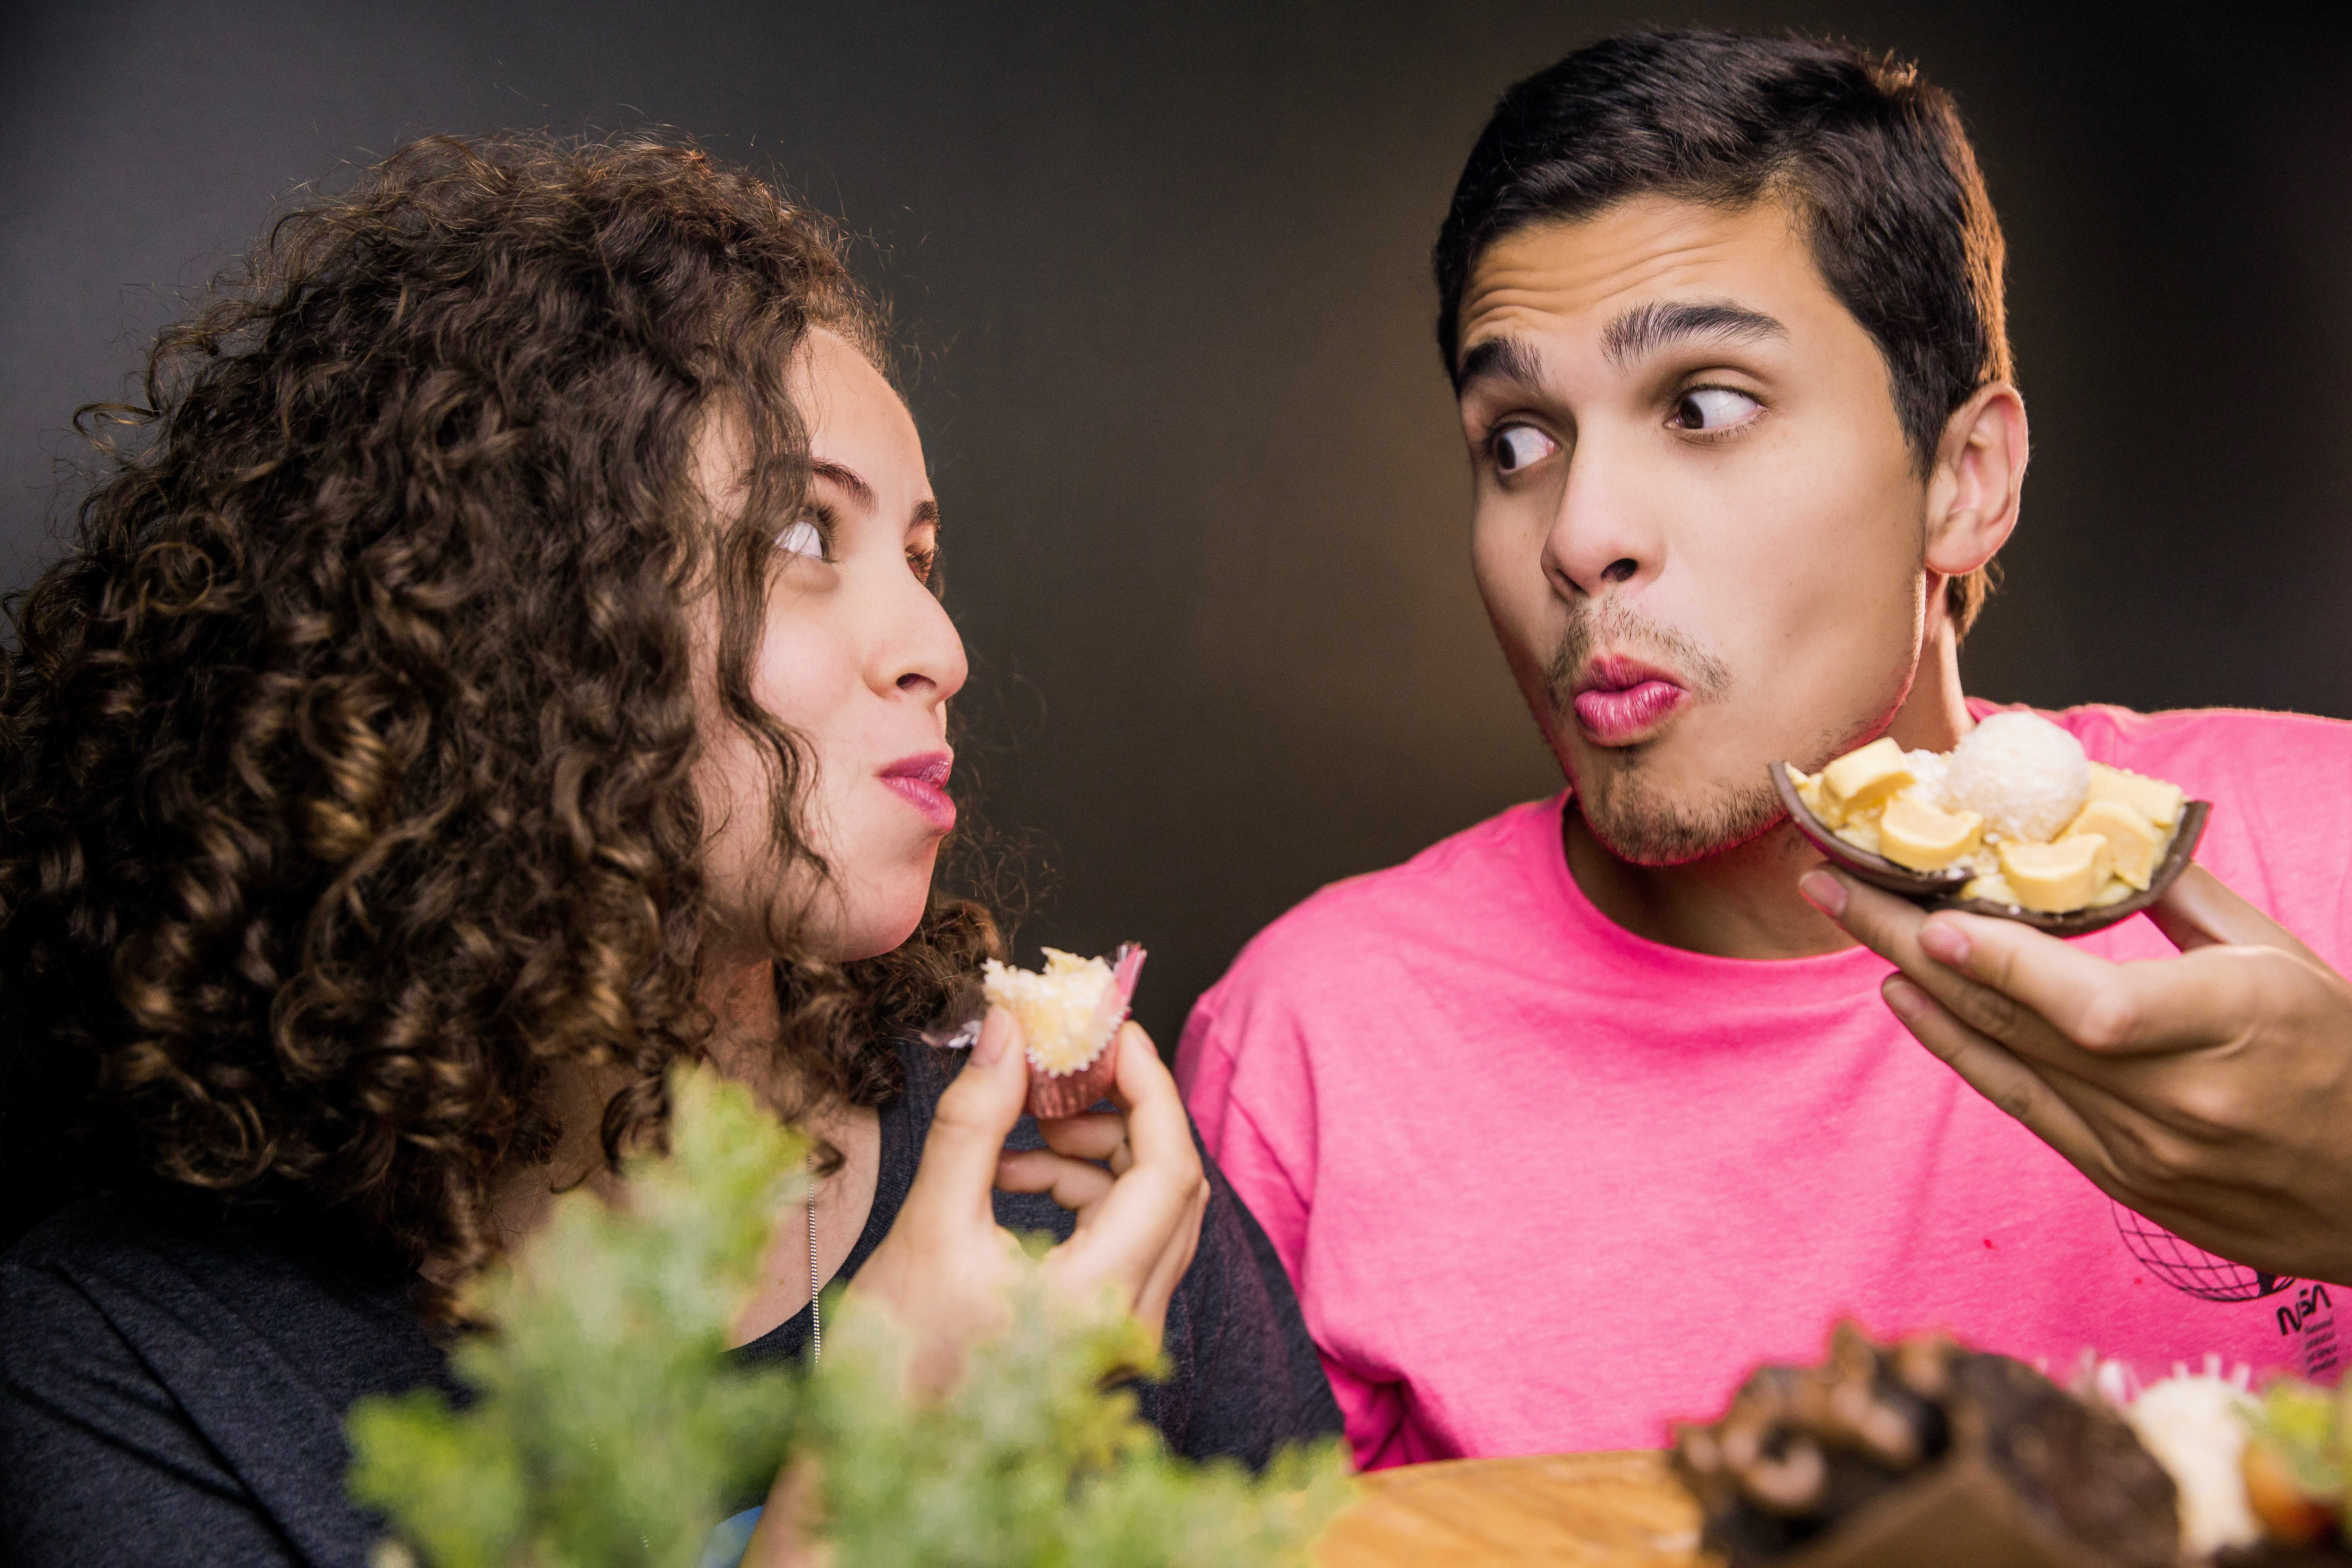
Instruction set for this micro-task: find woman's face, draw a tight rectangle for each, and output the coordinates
[695,330,967,964]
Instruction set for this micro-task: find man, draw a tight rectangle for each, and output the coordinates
[1177,29,2352,1468]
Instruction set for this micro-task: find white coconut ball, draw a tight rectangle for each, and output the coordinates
[1942,710,2089,842]
[1899,749,1952,809]
[2124,1372,2261,1559]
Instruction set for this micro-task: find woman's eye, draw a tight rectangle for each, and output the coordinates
[1490,424,1559,473]
[776,518,827,560]
[1671,387,1761,432]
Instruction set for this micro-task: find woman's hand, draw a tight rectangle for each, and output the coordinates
[999,1018,1209,1348]
[1810,863,2352,1285]
[847,1005,1209,1394]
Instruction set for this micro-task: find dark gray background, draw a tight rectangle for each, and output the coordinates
[5,3,2349,1046]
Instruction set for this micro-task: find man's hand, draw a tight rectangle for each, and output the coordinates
[1805,863,2352,1285]
[847,1006,1207,1396]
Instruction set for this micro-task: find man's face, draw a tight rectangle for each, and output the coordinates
[1456,194,1932,865]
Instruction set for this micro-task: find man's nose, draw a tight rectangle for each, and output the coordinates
[1541,433,1661,600]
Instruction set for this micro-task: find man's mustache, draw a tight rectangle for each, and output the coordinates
[1542,600,1735,712]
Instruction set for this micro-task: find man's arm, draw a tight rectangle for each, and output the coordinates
[1809,863,2352,1285]
[1178,994,1409,1468]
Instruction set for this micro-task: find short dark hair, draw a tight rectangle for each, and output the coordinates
[1434,30,2011,632]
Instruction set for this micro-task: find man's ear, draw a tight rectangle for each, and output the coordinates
[1923,382,2028,577]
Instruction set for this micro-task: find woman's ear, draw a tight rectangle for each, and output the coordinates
[1923,382,2029,577]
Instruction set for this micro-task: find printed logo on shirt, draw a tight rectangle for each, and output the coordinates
[2278,1284,2339,1381]
[2110,1201,2294,1304]
[2110,1200,2341,1377]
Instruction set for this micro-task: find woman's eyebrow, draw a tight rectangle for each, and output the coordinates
[811,458,937,529]
[809,458,876,506]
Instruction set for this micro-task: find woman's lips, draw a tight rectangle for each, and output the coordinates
[880,752,957,833]
[1571,662,1689,746]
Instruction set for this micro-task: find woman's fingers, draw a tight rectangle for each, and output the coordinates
[902,1007,1032,1225]
[740,1456,825,1568]
[995,1147,1115,1211]
[1049,1026,1208,1292]
[1035,1110,1130,1171]
[1106,1022,1200,1180]
[1133,1173,1209,1334]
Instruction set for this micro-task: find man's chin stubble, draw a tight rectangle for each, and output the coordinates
[1562,746,1784,868]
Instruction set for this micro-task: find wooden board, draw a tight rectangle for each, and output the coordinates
[1314,1450,1711,1568]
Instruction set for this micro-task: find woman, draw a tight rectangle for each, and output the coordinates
[0,134,1339,1566]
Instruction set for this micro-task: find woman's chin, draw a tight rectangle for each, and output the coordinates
[812,891,932,965]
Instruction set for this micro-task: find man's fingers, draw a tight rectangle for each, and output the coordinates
[904,1006,1031,1220]
[1035,1110,1130,1170]
[2147,864,2321,963]
[1913,909,2169,1053]
[1923,907,2316,1061]
[995,1148,1115,1212]
[1822,875,2092,1065]
[1882,976,2118,1183]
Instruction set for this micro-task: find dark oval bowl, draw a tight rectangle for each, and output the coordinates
[1770,761,2210,938]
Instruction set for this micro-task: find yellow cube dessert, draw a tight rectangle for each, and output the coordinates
[1820,738,1914,819]
[1877,794,1985,872]
[1997,835,2115,913]
[2063,799,2165,890]
[2084,763,2183,831]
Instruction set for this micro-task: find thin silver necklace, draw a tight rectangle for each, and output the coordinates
[806,1163,821,1364]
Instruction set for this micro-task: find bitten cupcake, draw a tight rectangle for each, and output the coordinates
[980,943,1146,1119]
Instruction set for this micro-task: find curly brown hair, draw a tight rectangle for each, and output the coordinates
[0,133,999,1313]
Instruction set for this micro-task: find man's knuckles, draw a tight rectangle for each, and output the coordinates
[2067,986,2144,1053]
[1942,976,2029,1043]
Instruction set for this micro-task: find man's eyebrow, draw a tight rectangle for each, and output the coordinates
[1454,335,1547,392]
[1601,301,1785,368]
[914,499,940,530]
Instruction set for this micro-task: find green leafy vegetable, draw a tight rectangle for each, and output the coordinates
[348,1065,1351,1568]
[2249,1378,2345,1502]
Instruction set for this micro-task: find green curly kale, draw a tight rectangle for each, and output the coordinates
[2249,1378,2344,1501]
[348,1065,809,1568]
[347,1065,1351,1568]
[807,1268,1352,1568]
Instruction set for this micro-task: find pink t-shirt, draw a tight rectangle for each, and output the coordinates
[1178,704,2352,1469]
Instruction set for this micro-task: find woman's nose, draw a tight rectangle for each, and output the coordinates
[879,579,968,706]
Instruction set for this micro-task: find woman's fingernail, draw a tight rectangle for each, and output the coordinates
[1883,975,1929,1022]
[973,1005,1010,1066]
[1798,871,1848,918]
[1919,921,1971,968]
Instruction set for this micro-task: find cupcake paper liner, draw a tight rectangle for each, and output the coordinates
[1026,942,1145,1120]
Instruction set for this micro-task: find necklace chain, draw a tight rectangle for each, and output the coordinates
[807,1162,821,1365]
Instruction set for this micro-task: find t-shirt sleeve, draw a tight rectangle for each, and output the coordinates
[1154,1143,1345,1468]
[1179,972,1412,1469]
[0,1254,302,1568]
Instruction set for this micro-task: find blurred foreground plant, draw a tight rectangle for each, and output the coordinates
[347,1065,1351,1568]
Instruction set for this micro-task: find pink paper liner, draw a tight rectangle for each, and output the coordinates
[1025,942,1145,1120]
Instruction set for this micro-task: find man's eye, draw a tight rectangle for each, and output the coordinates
[1490,424,1559,473]
[776,518,827,559]
[1670,387,1761,432]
